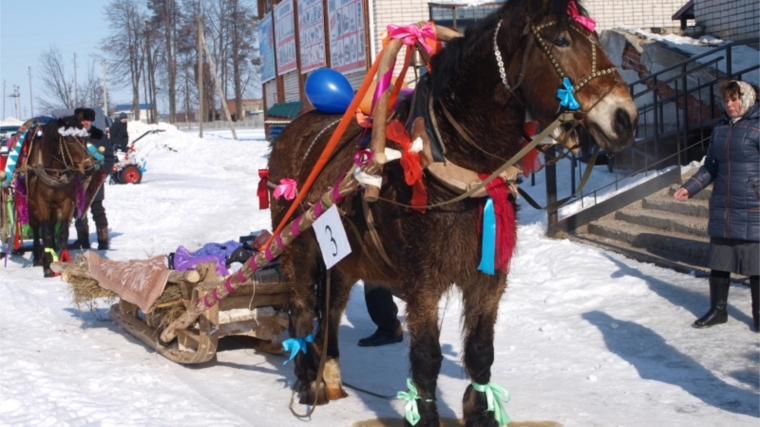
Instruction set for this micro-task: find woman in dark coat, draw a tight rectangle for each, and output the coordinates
[674,80,759,332]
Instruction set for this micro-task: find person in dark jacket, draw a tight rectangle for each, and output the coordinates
[674,80,759,332]
[72,108,116,250]
[110,112,129,152]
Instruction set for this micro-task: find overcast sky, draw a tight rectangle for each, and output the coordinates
[0,0,131,119]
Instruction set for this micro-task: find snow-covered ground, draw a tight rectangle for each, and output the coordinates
[0,123,757,427]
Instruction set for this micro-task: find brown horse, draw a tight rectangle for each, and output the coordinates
[268,0,637,425]
[23,118,96,277]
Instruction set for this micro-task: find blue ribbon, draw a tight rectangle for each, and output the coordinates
[281,334,313,365]
[557,77,580,110]
[471,381,511,427]
[477,197,496,275]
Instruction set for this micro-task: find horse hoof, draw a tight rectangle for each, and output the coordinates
[326,384,349,401]
[43,269,57,278]
[298,382,330,406]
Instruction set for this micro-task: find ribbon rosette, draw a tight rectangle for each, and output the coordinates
[386,120,427,211]
[567,0,596,32]
[557,77,580,111]
[273,178,297,201]
[397,378,422,426]
[387,23,437,54]
[281,334,313,365]
[471,381,511,427]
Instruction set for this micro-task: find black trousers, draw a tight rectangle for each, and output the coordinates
[75,199,108,229]
[364,282,400,332]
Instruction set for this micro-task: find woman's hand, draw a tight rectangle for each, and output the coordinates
[674,187,690,201]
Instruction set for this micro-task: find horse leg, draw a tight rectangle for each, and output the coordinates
[32,225,43,266]
[40,221,56,278]
[461,275,508,427]
[404,286,444,427]
[319,270,352,401]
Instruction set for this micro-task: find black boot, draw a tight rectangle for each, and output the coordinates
[693,276,730,328]
[74,221,90,249]
[96,226,109,250]
[750,276,759,333]
[358,324,403,347]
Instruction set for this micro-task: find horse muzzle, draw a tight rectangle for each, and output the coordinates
[584,87,638,153]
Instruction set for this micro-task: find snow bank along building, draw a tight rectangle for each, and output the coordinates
[257,0,759,139]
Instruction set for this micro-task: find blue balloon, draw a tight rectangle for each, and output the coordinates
[305,69,354,114]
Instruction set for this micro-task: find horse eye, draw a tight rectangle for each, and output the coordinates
[553,36,571,47]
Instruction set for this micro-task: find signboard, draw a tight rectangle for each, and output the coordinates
[297,0,327,73]
[259,12,276,83]
[274,0,297,75]
[327,0,366,74]
[313,205,352,269]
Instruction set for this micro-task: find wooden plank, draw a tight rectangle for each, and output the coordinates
[219,293,288,311]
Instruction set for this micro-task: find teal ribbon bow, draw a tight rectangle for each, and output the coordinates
[477,197,496,275]
[281,334,313,365]
[397,378,422,426]
[557,77,580,110]
[472,381,511,427]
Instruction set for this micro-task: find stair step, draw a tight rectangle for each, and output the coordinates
[568,233,711,277]
[663,181,712,200]
[616,206,708,237]
[642,193,710,218]
[587,219,709,265]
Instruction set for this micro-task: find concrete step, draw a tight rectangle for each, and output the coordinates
[587,219,709,266]
[568,232,711,278]
[615,205,708,237]
[642,193,710,218]
[664,181,713,200]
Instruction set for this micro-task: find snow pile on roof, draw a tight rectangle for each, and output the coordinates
[1,117,23,126]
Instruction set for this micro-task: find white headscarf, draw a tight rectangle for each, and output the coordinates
[729,80,757,118]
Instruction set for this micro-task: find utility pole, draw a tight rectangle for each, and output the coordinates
[197,14,204,138]
[28,67,34,117]
[102,59,108,116]
[9,85,21,118]
[73,53,78,107]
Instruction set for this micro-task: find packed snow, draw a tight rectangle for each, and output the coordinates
[0,123,757,427]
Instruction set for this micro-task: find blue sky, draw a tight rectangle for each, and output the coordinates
[1,0,130,119]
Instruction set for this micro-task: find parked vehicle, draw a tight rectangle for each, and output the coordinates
[0,125,20,141]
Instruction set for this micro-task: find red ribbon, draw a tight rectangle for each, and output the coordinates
[521,121,541,177]
[478,173,517,274]
[386,120,427,212]
[257,169,270,210]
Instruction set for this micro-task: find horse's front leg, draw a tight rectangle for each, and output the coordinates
[40,221,56,277]
[319,269,352,401]
[404,284,443,427]
[31,225,43,266]
[461,274,508,427]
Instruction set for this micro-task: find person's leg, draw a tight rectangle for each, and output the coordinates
[750,276,759,333]
[694,270,730,328]
[358,282,402,346]
[91,200,109,250]
[73,217,90,249]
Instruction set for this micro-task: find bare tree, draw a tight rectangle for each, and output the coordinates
[104,0,147,120]
[80,60,105,108]
[36,46,74,111]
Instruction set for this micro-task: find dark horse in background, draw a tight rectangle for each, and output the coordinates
[268,0,638,425]
[24,117,96,277]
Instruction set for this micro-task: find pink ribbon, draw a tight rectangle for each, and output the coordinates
[387,23,436,54]
[273,178,297,200]
[567,0,596,33]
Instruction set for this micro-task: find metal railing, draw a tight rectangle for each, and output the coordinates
[544,37,759,234]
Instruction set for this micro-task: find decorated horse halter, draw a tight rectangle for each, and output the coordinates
[493,17,617,112]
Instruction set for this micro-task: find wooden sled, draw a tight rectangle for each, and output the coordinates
[53,261,290,364]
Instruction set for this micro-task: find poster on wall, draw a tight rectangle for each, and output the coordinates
[274,0,297,75]
[259,12,276,83]
[297,0,327,74]
[327,0,366,74]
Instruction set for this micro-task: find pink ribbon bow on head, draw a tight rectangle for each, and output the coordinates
[273,178,298,201]
[567,0,596,33]
[387,23,437,54]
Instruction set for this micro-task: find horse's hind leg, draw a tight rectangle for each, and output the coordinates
[404,286,444,427]
[461,275,507,427]
[31,226,43,266]
[40,221,56,277]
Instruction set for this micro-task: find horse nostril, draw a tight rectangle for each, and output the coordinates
[613,108,635,144]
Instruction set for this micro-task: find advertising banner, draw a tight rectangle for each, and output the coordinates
[259,12,276,83]
[274,0,297,75]
[297,0,327,73]
[327,0,366,74]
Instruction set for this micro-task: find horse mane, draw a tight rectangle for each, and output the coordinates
[429,0,589,100]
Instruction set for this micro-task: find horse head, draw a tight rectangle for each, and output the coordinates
[48,118,96,176]
[501,0,637,152]
[430,0,637,166]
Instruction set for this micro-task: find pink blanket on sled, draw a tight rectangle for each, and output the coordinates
[87,251,172,313]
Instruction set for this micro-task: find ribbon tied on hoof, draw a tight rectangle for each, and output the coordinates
[472,381,511,427]
[281,334,313,365]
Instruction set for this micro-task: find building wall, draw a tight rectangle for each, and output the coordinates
[283,71,301,102]
[582,0,685,31]
[265,81,278,107]
[694,0,759,40]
